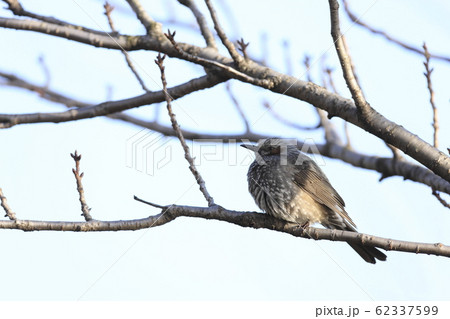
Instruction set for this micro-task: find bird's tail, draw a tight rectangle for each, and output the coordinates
[323,218,387,264]
[348,242,387,264]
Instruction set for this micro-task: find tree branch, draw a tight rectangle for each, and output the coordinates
[70,151,93,221]
[225,82,251,133]
[0,74,224,127]
[164,30,274,88]
[1,15,449,181]
[104,2,150,93]
[262,100,321,132]
[125,0,161,34]
[342,0,450,63]
[155,53,215,207]
[1,72,450,195]
[0,188,17,220]
[0,203,449,258]
[328,0,370,120]
[178,0,216,48]
[204,0,245,68]
[422,43,439,149]
[2,0,108,36]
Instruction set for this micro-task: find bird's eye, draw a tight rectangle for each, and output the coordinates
[260,146,280,155]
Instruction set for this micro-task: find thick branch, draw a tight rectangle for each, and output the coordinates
[0,203,448,258]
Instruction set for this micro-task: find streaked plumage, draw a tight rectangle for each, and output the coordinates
[242,138,386,264]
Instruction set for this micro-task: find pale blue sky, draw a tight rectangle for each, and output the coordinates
[1,0,450,300]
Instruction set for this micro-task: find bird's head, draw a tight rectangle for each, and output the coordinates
[240,138,298,157]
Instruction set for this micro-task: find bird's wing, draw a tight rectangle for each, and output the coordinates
[293,159,356,227]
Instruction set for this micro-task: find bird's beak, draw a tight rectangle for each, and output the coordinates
[240,144,258,152]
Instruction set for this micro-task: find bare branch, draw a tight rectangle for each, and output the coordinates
[225,82,250,133]
[422,43,439,149]
[432,190,450,210]
[237,38,249,60]
[104,2,150,93]
[342,0,450,63]
[0,203,449,258]
[0,71,90,108]
[328,0,371,119]
[326,1,450,182]
[0,17,143,50]
[0,188,17,220]
[282,39,293,76]
[317,64,343,145]
[164,30,274,88]
[134,195,168,209]
[178,0,216,48]
[1,16,449,181]
[2,71,449,195]
[155,53,215,207]
[125,0,161,34]
[37,55,50,88]
[262,101,320,132]
[70,151,93,221]
[2,0,106,36]
[204,0,245,68]
[341,35,365,97]
[0,73,224,127]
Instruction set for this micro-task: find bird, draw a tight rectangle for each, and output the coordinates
[241,138,386,264]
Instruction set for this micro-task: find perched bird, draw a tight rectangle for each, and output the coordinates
[241,138,386,264]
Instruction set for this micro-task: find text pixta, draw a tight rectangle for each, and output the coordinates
[315,306,359,317]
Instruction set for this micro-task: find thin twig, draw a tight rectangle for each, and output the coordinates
[423,43,439,149]
[164,30,274,88]
[282,39,293,76]
[0,188,17,220]
[237,38,249,60]
[262,101,320,131]
[134,195,168,209]
[104,2,150,93]
[155,53,215,207]
[204,0,245,68]
[342,0,450,63]
[341,35,364,98]
[432,189,450,210]
[320,66,344,146]
[304,56,341,145]
[70,151,93,221]
[260,32,268,66]
[225,82,250,133]
[38,55,50,88]
[178,0,216,48]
